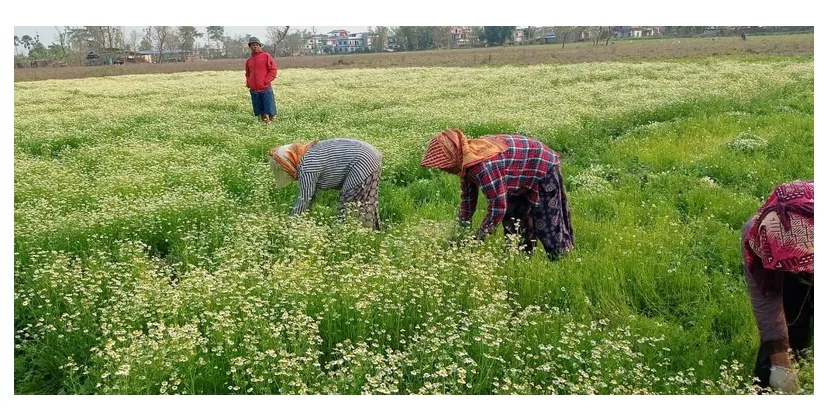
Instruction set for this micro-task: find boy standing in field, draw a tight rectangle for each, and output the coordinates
[245,37,278,123]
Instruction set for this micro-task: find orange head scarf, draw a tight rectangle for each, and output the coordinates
[268,140,319,179]
[420,129,507,177]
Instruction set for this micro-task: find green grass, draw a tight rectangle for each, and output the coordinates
[13,56,814,395]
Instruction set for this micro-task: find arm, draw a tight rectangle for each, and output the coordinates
[458,177,479,226]
[745,265,790,358]
[291,169,320,215]
[245,60,250,87]
[475,166,507,238]
[265,55,277,85]
[741,219,791,365]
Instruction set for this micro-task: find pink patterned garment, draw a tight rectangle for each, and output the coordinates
[744,181,814,277]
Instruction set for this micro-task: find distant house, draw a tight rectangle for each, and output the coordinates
[85,48,128,65]
[328,29,349,38]
[318,29,374,54]
[515,27,546,45]
[124,52,149,63]
[450,26,472,48]
[631,27,644,38]
[579,27,608,41]
[386,36,400,51]
[613,26,633,38]
[613,26,662,39]
[325,31,379,53]
[305,34,335,55]
[197,47,224,60]
[365,33,379,51]
[643,26,663,37]
[85,51,99,65]
[298,38,312,55]
[543,29,556,44]
[513,28,524,44]
[137,49,198,63]
[701,26,721,37]
[334,32,368,53]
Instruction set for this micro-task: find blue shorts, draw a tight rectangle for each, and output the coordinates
[250,87,277,116]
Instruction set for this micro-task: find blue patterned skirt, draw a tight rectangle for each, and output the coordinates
[502,165,574,260]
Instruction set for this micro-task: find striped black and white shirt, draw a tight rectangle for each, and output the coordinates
[292,138,382,215]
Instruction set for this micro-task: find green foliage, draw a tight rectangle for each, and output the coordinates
[13,57,814,394]
[481,26,516,46]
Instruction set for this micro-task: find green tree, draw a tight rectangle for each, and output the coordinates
[84,26,123,51]
[53,26,70,58]
[469,26,484,47]
[29,41,48,59]
[393,26,417,51]
[553,26,577,48]
[482,26,516,46]
[127,30,140,52]
[67,27,90,49]
[177,26,202,52]
[375,26,388,51]
[522,26,539,44]
[145,26,171,62]
[206,26,224,42]
[222,35,247,59]
[431,26,451,49]
[206,26,225,57]
[21,35,32,54]
[139,36,152,51]
[415,26,435,50]
[266,26,291,55]
[275,31,301,56]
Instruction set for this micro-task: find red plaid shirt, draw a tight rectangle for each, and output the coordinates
[459,135,561,235]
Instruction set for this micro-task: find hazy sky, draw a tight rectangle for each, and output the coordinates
[14,26,371,47]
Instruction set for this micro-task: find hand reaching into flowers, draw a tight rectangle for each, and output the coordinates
[447,219,480,249]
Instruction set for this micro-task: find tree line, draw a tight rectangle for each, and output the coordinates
[12,26,288,65]
[14,26,813,66]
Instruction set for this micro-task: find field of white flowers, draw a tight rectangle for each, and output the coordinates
[13,57,814,394]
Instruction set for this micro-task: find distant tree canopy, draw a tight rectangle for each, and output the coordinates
[369,26,389,51]
[206,26,225,49]
[266,26,291,55]
[392,26,448,51]
[522,26,540,44]
[481,26,516,46]
[177,26,202,52]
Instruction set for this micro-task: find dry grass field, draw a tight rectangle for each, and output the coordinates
[14,34,813,82]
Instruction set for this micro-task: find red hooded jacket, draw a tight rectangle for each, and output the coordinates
[245,51,278,92]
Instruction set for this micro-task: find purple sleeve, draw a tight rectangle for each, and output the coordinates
[742,219,789,353]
